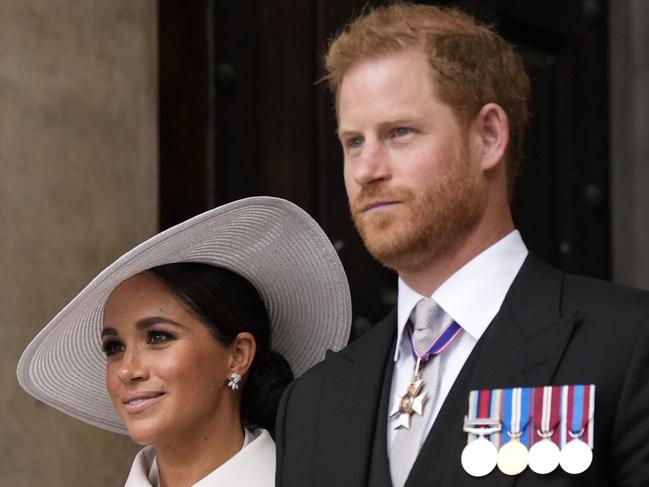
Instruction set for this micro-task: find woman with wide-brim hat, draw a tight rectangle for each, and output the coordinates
[17,197,351,487]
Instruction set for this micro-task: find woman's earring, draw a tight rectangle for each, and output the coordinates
[227,371,241,390]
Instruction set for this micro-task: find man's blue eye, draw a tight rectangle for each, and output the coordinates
[395,127,410,137]
[349,138,363,149]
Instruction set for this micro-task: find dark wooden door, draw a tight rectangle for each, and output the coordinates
[159,0,610,340]
[438,0,611,280]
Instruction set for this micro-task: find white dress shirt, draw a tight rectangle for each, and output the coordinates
[124,428,275,487]
[388,230,528,447]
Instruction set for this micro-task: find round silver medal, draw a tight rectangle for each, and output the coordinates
[528,438,560,474]
[461,437,498,477]
[497,438,529,475]
[559,438,593,474]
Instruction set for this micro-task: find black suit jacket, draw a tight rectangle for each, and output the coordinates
[275,255,649,486]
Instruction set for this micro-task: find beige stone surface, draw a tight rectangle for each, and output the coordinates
[0,1,157,484]
[611,0,649,290]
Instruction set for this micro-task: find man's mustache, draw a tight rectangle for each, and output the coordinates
[350,185,412,215]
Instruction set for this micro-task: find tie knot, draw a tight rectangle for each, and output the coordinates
[412,298,442,332]
[410,299,443,357]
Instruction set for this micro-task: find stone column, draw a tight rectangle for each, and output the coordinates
[610,0,649,290]
[0,1,157,485]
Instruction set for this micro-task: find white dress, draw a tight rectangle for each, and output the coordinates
[124,429,275,487]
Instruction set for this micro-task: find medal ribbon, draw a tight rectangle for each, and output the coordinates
[565,384,595,448]
[587,385,595,448]
[466,388,503,445]
[532,386,561,445]
[466,385,595,451]
[467,390,479,442]
[490,388,503,447]
[406,320,462,362]
[502,387,531,447]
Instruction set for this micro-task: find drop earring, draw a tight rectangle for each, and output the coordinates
[227,371,241,390]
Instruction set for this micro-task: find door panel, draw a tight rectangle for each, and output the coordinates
[159,0,610,339]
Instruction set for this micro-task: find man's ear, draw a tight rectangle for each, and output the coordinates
[228,332,256,376]
[472,103,509,171]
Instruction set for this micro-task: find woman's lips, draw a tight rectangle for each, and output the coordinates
[121,391,165,414]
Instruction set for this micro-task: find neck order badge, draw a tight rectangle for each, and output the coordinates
[462,384,595,477]
[390,320,463,429]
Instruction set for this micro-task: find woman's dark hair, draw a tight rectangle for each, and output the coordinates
[147,262,294,433]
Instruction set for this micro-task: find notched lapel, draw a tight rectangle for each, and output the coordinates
[312,310,397,487]
[519,310,581,378]
[470,304,580,390]
[465,255,576,388]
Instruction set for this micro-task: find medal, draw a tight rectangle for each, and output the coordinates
[461,391,501,477]
[461,435,498,477]
[559,384,595,474]
[497,387,530,475]
[529,435,560,474]
[461,384,595,477]
[390,357,428,429]
[560,433,593,474]
[528,386,560,474]
[497,434,529,475]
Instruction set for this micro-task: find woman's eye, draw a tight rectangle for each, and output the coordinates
[102,340,124,357]
[147,330,174,345]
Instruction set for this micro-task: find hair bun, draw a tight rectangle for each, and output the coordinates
[241,350,294,433]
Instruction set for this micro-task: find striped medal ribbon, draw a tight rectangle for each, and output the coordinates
[497,387,531,475]
[529,386,561,474]
[560,384,595,474]
[461,384,595,477]
[461,389,501,477]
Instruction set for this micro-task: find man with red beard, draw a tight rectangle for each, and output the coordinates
[276,4,649,487]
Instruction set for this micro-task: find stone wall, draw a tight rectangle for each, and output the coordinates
[0,1,157,485]
[611,0,649,290]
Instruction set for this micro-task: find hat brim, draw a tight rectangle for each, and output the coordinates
[17,197,351,434]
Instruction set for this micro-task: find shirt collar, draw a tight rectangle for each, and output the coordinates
[139,429,258,487]
[394,230,528,361]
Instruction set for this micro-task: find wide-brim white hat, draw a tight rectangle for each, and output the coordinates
[17,196,351,434]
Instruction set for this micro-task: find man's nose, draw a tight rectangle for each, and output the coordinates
[351,140,391,186]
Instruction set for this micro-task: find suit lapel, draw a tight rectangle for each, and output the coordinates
[368,342,398,487]
[407,255,581,486]
[313,309,397,487]
[467,254,579,388]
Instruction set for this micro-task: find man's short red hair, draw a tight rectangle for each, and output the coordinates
[324,3,530,197]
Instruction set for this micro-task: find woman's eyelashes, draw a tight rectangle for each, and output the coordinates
[102,339,124,357]
[146,329,175,345]
[101,329,176,356]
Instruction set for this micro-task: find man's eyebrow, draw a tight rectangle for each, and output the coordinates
[378,117,421,128]
[336,127,359,137]
[338,117,423,135]
[100,317,184,338]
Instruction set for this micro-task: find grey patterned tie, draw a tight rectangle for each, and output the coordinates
[389,298,444,487]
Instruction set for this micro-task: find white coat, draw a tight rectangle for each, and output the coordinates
[124,429,275,487]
